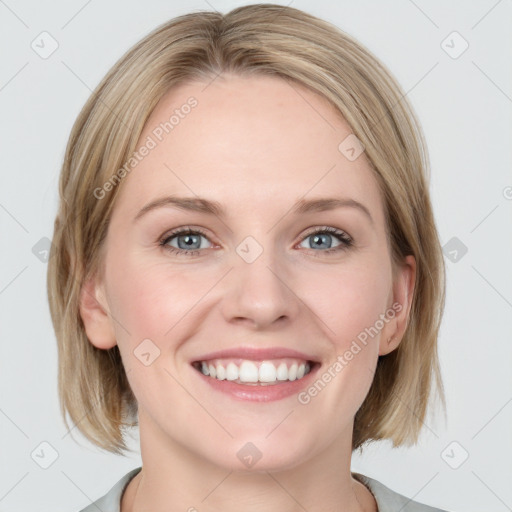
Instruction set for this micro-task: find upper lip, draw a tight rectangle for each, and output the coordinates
[192,347,319,363]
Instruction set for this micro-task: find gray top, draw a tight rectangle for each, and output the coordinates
[78,467,451,512]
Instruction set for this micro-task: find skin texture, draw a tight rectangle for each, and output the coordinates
[80,74,416,512]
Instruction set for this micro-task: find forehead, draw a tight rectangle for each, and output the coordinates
[111,74,384,226]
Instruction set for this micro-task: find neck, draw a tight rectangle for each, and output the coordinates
[122,411,376,512]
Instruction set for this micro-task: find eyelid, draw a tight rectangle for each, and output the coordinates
[301,225,352,241]
[160,225,210,242]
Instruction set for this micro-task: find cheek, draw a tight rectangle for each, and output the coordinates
[305,262,392,411]
[309,260,392,347]
[104,256,202,402]
[106,252,210,341]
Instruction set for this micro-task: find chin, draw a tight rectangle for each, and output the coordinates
[197,433,317,474]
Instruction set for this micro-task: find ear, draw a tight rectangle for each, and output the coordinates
[379,254,416,356]
[79,274,117,350]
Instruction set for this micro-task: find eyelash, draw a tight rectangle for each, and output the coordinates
[159,226,353,257]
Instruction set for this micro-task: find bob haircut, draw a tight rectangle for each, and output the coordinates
[47,3,446,455]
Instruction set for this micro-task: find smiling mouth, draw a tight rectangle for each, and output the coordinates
[192,358,316,386]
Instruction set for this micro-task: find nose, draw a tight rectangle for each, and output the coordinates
[220,246,300,330]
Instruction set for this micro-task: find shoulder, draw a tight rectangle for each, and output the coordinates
[77,467,142,512]
[352,472,453,512]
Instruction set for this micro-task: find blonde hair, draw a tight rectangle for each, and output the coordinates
[47,3,446,454]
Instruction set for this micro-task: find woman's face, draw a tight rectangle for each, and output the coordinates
[82,74,414,471]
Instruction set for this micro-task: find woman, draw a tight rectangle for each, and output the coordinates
[47,4,450,511]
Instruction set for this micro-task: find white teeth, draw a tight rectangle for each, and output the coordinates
[276,362,288,380]
[216,364,226,380]
[239,361,259,383]
[197,359,312,384]
[226,362,239,381]
[259,361,277,383]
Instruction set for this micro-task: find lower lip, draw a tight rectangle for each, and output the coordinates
[192,364,320,402]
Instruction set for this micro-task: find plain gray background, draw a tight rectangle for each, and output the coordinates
[1,1,511,511]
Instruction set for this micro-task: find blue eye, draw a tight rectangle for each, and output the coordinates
[160,227,211,256]
[159,226,353,257]
[298,227,353,254]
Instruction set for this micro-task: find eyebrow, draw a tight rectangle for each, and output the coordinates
[133,195,373,225]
